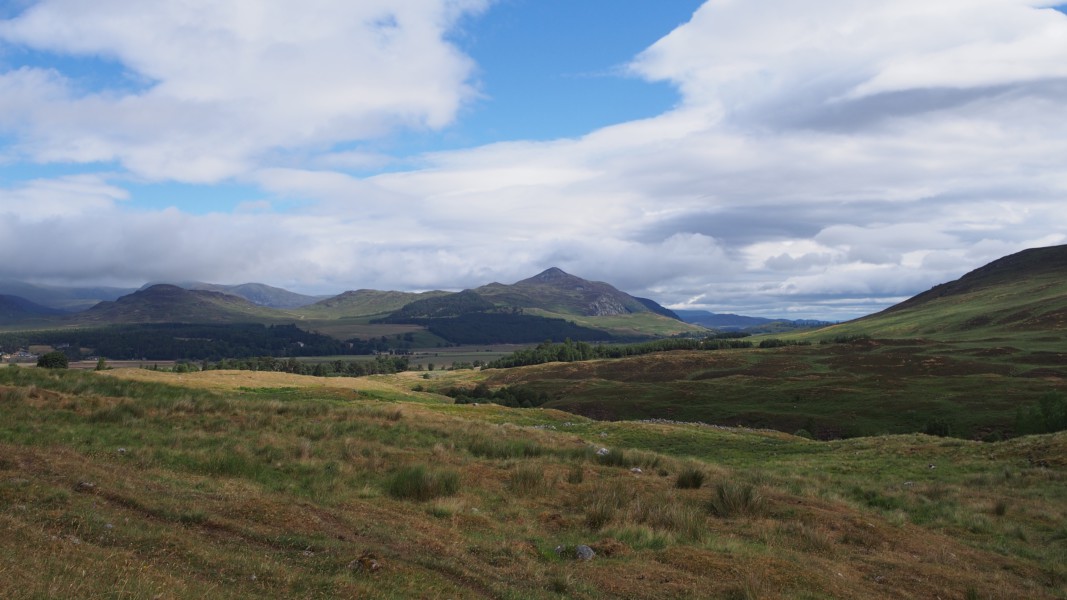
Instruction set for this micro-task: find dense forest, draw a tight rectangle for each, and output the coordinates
[0,323,398,361]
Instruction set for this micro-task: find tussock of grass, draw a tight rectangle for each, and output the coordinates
[595,448,662,470]
[387,465,460,501]
[585,483,630,531]
[509,463,548,495]
[775,521,835,555]
[675,466,706,489]
[467,437,543,459]
[566,463,584,484]
[629,497,705,541]
[708,481,766,519]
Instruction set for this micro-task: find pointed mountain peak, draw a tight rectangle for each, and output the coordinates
[527,267,574,283]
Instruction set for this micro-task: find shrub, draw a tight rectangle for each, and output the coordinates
[708,482,766,519]
[37,351,69,369]
[387,465,460,501]
[675,467,706,489]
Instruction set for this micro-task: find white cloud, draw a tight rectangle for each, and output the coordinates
[0,0,489,182]
[2,1,1067,320]
[0,175,127,220]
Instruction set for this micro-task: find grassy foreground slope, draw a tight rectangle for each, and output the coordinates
[1,367,1065,599]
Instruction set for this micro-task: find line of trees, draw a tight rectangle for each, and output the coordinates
[486,335,756,369]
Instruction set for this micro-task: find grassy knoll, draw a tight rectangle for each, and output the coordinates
[0,367,1064,598]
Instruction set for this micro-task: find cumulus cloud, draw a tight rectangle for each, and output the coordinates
[0,0,488,182]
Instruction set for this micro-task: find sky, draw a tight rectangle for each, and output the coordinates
[1,0,1066,320]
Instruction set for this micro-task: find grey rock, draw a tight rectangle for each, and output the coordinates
[575,545,596,561]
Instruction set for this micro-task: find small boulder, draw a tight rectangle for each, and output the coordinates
[595,447,610,456]
[575,545,596,561]
[348,551,382,573]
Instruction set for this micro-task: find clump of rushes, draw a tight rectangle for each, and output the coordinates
[675,467,706,489]
[387,465,460,501]
[509,464,547,495]
[708,481,765,519]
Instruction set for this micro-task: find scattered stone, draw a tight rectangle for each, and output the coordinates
[117,448,127,455]
[575,545,596,561]
[928,464,937,470]
[554,545,568,558]
[75,481,96,492]
[301,549,314,557]
[599,432,608,438]
[595,447,610,456]
[348,551,382,573]
[105,523,114,530]
[903,481,914,487]
[630,467,643,474]
[250,574,257,582]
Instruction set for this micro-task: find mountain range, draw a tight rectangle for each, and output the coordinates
[6,244,1065,345]
[0,268,709,343]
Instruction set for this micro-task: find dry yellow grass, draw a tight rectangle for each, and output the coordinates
[101,367,416,394]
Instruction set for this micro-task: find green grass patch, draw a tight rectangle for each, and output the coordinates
[386,465,460,501]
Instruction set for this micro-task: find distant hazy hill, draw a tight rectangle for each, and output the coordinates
[675,310,832,332]
[78,285,288,324]
[143,281,327,309]
[0,294,64,324]
[811,244,1067,339]
[297,289,451,318]
[675,310,776,330]
[0,281,135,312]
